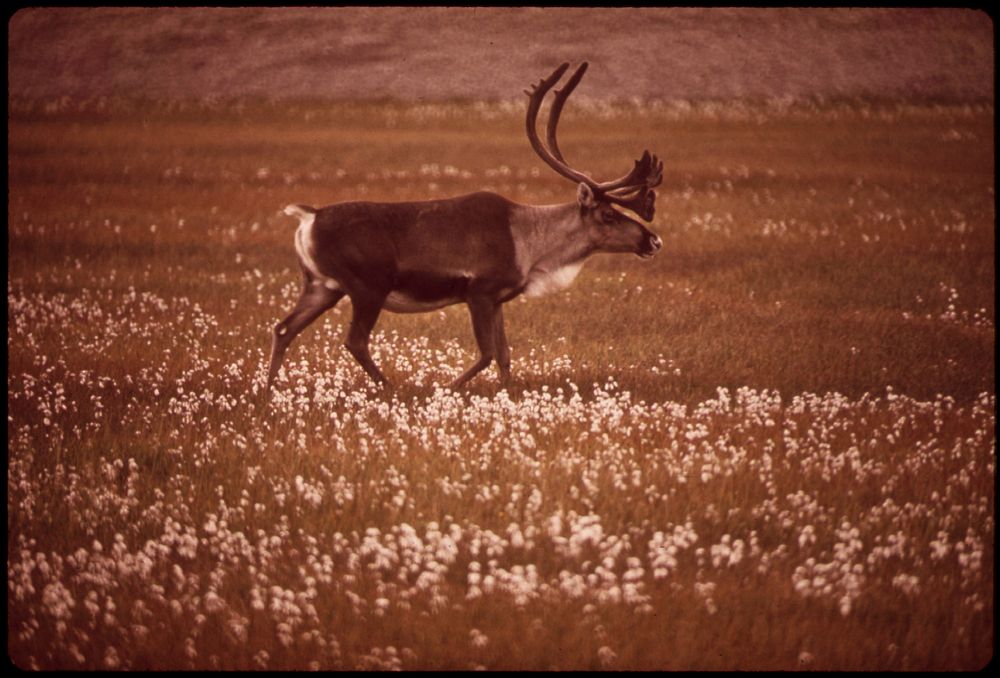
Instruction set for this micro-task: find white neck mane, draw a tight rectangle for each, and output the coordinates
[508,202,593,297]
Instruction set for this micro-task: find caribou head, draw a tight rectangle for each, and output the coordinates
[525,61,663,258]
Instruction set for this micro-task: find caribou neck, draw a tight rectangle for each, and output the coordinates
[509,201,594,276]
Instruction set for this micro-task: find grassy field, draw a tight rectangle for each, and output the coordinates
[7,97,995,670]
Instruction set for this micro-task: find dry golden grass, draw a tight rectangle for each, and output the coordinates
[7,98,995,670]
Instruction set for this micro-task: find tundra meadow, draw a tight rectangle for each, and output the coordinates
[7,97,994,670]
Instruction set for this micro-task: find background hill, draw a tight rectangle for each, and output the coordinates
[8,7,994,102]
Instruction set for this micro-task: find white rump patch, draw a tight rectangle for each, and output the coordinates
[288,206,341,290]
[524,260,585,298]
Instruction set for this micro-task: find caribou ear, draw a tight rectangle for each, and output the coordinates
[577,182,598,208]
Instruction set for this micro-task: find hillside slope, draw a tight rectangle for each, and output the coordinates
[8,7,994,101]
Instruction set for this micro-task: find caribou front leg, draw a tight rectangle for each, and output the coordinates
[344,293,390,388]
[450,298,498,389]
[493,304,512,383]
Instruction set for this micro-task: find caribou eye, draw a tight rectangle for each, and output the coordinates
[600,210,616,224]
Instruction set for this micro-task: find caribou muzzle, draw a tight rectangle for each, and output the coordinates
[637,233,663,259]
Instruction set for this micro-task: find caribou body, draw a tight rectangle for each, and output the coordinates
[267,62,664,392]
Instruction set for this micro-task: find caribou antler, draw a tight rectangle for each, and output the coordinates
[524,62,593,187]
[545,62,589,163]
[525,62,662,221]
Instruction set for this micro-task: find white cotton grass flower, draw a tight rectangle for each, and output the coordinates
[203,590,225,614]
[469,628,489,649]
[103,646,121,669]
[839,596,852,617]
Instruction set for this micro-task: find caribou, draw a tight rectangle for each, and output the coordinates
[266,62,664,393]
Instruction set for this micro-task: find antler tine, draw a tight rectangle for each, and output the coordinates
[523,61,570,97]
[645,153,664,188]
[546,62,589,162]
[598,151,664,192]
[606,186,657,222]
[524,63,599,188]
[604,154,661,222]
[599,151,651,192]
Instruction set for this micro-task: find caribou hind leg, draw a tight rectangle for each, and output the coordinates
[266,281,345,394]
